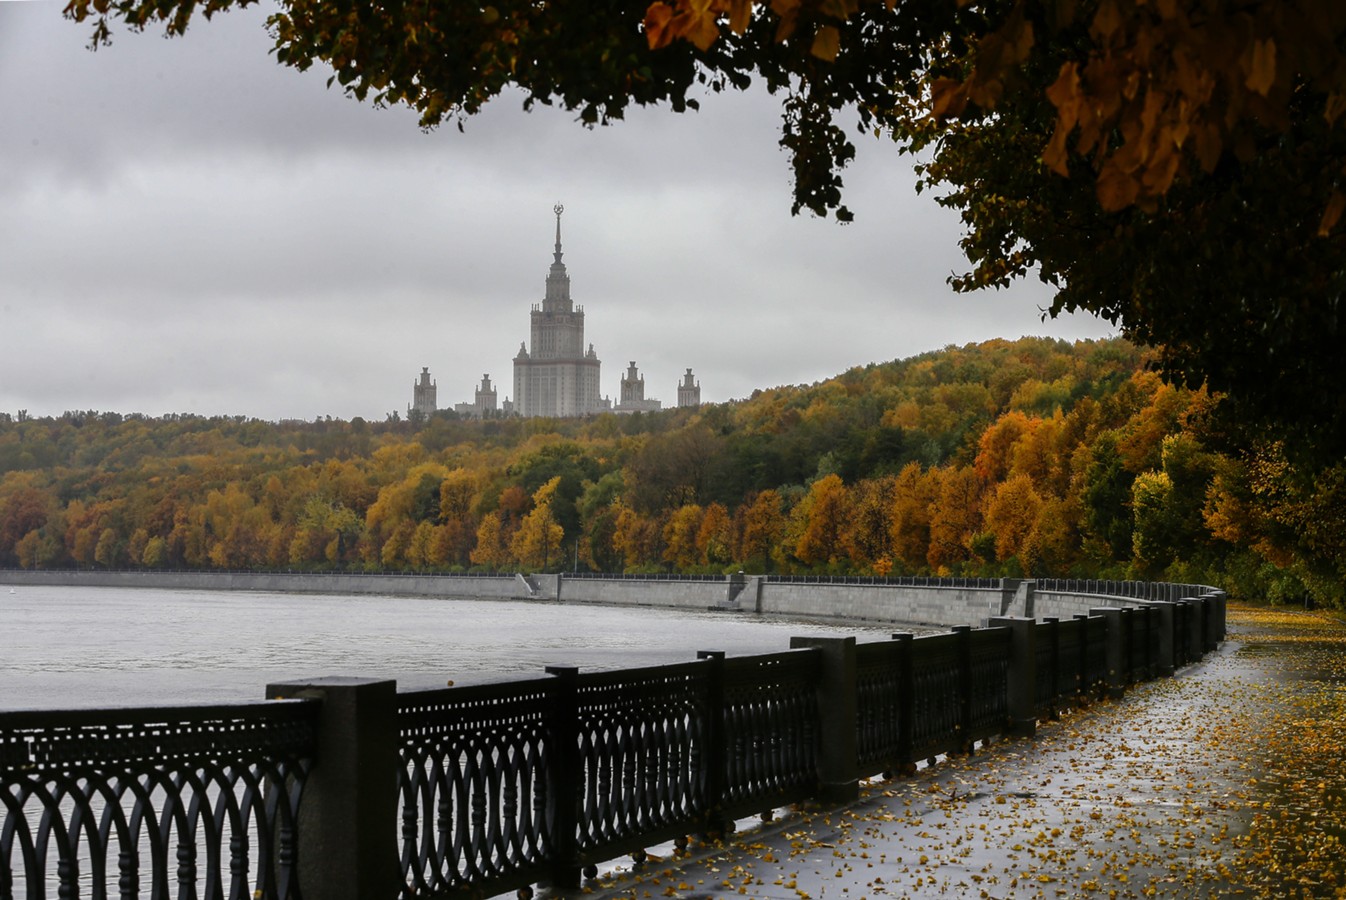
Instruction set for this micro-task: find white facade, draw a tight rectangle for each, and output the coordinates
[677,368,701,408]
[513,205,604,417]
[454,374,499,418]
[410,366,437,417]
[613,361,662,414]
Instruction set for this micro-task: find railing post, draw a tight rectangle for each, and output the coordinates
[1120,607,1135,681]
[789,636,858,803]
[1216,590,1228,640]
[892,633,916,775]
[988,617,1037,738]
[696,651,727,832]
[544,665,581,889]
[1180,597,1205,663]
[1152,601,1176,677]
[264,677,399,900]
[1089,608,1127,698]
[1201,592,1222,650]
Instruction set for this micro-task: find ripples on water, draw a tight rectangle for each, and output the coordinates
[0,584,909,710]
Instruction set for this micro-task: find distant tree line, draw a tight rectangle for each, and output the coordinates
[2,337,1342,607]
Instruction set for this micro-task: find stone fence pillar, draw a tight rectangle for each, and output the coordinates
[789,636,858,803]
[987,617,1037,737]
[265,677,400,900]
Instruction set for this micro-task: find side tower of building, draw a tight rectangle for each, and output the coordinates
[677,368,701,408]
[453,374,501,418]
[512,205,603,417]
[613,361,662,414]
[410,366,437,417]
[474,374,498,416]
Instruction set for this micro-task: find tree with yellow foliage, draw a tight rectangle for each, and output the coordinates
[738,489,785,574]
[511,476,566,571]
[662,503,704,570]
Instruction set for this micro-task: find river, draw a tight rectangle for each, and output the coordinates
[0,584,907,710]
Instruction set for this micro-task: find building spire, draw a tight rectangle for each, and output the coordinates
[553,202,564,264]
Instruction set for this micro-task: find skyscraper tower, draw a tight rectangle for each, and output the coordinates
[512,204,603,417]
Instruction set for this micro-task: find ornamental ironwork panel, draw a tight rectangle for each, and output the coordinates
[854,642,903,774]
[1127,608,1151,682]
[909,634,961,761]
[572,661,709,857]
[0,701,316,900]
[966,629,1010,741]
[719,650,819,818]
[1056,619,1085,698]
[1034,622,1060,712]
[397,678,556,899]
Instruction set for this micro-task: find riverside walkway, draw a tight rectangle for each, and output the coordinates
[554,606,1346,899]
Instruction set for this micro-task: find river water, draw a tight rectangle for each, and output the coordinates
[0,584,908,710]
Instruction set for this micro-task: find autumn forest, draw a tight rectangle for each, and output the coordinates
[2,337,1342,607]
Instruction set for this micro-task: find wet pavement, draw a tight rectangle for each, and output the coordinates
[543,606,1346,899]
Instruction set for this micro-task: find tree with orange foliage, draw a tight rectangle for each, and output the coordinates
[846,476,896,573]
[793,474,852,569]
[696,502,734,568]
[738,489,786,573]
[926,467,983,573]
[984,474,1044,572]
[612,501,662,571]
[974,411,1034,485]
[889,463,936,571]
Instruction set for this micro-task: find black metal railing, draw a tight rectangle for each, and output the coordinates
[3,587,1228,899]
[0,700,317,900]
[718,650,819,820]
[397,676,556,898]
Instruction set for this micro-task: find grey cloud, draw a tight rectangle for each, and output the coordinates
[0,1,1108,422]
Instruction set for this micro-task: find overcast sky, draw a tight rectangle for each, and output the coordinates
[0,1,1112,422]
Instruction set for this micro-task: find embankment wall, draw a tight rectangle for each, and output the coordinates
[0,570,1219,628]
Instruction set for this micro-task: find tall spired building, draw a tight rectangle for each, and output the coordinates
[513,205,603,417]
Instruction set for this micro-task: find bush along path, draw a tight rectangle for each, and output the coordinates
[551,605,1346,899]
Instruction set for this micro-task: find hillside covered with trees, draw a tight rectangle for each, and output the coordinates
[2,337,1342,607]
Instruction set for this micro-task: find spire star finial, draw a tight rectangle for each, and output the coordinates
[552,203,565,264]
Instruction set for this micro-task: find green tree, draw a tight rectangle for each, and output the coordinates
[1131,471,1180,578]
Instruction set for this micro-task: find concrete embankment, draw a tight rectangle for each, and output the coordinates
[0,569,1187,629]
